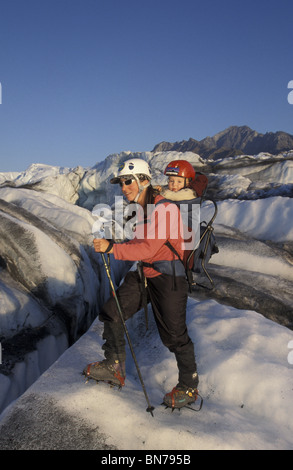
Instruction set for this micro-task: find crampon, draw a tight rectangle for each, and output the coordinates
[83,360,125,389]
[162,386,203,412]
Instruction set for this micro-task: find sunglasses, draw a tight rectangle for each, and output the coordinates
[119,178,135,187]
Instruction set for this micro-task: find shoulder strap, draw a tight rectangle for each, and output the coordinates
[164,240,182,261]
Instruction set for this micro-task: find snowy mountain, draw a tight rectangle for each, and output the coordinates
[153,126,293,161]
[0,148,293,450]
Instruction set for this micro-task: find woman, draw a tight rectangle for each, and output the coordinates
[84,158,199,409]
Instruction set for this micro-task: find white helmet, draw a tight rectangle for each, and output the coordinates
[110,158,152,202]
[110,158,152,184]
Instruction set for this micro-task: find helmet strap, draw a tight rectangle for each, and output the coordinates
[133,176,150,202]
[184,177,192,189]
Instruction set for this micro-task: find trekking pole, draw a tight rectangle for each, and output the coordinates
[100,252,155,417]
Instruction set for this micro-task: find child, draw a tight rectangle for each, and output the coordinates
[160,159,208,201]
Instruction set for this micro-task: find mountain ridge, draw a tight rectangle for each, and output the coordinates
[152,126,293,160]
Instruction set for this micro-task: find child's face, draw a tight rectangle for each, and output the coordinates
[168,176,185,192]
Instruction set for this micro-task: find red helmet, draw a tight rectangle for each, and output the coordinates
[164,160,195,179]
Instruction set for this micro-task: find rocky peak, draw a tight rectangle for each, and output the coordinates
[152,126,293,160]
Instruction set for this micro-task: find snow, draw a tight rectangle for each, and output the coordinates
[203,197,293,242]
[0,150,293,450]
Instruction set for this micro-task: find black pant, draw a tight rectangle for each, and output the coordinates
[99,271,198,389]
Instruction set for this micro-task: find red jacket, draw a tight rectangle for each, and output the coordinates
[113,195,185,278]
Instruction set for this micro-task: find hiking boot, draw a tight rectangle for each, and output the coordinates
[163,385,199,409]
[83,359,126,387]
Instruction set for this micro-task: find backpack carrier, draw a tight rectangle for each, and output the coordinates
[184,198,219,290]
[144,196,219,291]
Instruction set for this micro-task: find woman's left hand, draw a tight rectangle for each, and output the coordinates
[93,238,113,253]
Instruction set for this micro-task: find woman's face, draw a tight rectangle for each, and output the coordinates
[119,177,139,202]
[168,176,185,192]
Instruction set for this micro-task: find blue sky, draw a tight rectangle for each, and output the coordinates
[0,0,292,172]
